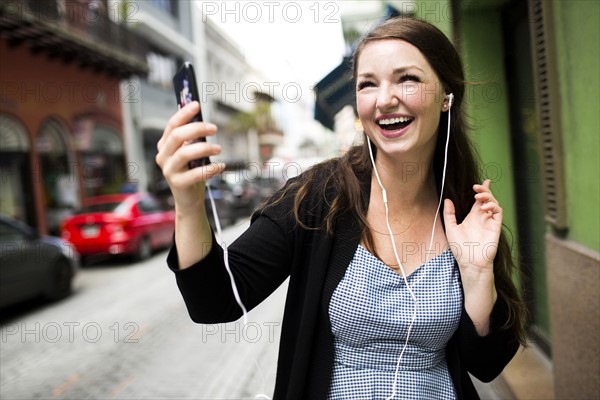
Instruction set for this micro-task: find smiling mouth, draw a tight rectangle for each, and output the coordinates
[377,116,414,131]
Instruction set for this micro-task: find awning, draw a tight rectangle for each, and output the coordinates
[313,56,356,131]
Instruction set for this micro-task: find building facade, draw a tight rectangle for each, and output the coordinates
[111,0,198,196]
[0,0,147,234]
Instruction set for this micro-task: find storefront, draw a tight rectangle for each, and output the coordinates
[0,26,141,235]
[0,114,36,227]
[36,118,80,234]
[1,0,147,234]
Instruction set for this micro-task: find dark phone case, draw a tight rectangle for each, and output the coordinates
[172,62,211,168]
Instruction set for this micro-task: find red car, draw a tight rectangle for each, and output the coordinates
[61,193,175,263]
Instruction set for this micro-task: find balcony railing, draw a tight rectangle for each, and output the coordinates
[0,0,148,78]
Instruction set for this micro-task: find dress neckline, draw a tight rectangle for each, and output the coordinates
[356,244,453,280]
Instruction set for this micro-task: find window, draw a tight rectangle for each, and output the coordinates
[138,198,161,213]
[150,0,177,17]
[147,52,177,88]
[0,221,26,242]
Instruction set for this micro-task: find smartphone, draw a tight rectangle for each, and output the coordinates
[172,62,211,168]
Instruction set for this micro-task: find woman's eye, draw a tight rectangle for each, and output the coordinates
[357,81,375,90]
[399,74,421,83]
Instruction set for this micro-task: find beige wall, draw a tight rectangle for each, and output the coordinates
[546,235,599,398]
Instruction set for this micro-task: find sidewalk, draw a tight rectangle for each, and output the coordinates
[474,342,554,400]
[473,376,516,400]
[501,343,554,400]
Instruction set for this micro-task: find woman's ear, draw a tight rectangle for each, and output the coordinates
[355,118,363,131]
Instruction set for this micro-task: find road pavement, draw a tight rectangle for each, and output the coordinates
[1,219,285,399]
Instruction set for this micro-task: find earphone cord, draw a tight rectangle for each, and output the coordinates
[206,183,271,400]
[367,106,451,400]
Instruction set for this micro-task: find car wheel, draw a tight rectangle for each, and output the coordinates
[46,258,73,300]
[135,237,152,261]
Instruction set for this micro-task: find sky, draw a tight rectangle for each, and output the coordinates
[202,1,347,96]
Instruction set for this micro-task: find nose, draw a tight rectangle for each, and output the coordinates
[375,83,399,111]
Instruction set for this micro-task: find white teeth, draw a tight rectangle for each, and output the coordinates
[378,116,413,125]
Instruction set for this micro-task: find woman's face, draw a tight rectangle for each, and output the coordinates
[356,39,447,163]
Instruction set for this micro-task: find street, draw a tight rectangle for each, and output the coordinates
[1,220,287,400]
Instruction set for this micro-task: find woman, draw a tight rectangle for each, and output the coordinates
[156,17,527,400]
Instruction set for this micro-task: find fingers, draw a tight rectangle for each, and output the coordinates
[473,178,491,193]
[157,102,199,151]
[157,122,217,168]
[165,101,201,137]
[479,197,502,213]
[443,198,457,227]
[473,179,495,203]
[168,162,226,190]
[156,101,219,172]
[157,102,215,153]
[473,179,502,219]
[156,102,227,194]
[161,139,221,171]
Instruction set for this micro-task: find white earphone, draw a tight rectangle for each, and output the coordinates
[445,93,454,110]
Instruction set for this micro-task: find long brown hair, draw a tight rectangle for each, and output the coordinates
[263,17,528,344]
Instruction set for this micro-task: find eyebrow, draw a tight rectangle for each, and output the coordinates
[357,65,426,79]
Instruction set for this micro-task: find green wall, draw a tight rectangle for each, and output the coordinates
[413,0,453,38]
[458,4,552,337]
[458,8,518,236]
[552,0,600,252]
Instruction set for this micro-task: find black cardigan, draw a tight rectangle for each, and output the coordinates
[167,165,519,399]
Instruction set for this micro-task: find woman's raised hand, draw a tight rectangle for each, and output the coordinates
[155,101,226,212]
[443,179,503,273]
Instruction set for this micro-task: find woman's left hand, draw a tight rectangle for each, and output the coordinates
[443,179,502,272]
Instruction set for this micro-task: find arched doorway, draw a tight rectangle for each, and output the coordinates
[37,118,80,235]
[80,126,127,197]
[0,114,36,226]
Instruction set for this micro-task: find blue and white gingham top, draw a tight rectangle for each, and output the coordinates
[328,244,462,399]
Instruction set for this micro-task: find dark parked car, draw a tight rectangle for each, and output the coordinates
[153,178,237,230]
[0,215,79,309]
[61,193,175,263]
[228,179,259,219]
[204,178,237,229]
